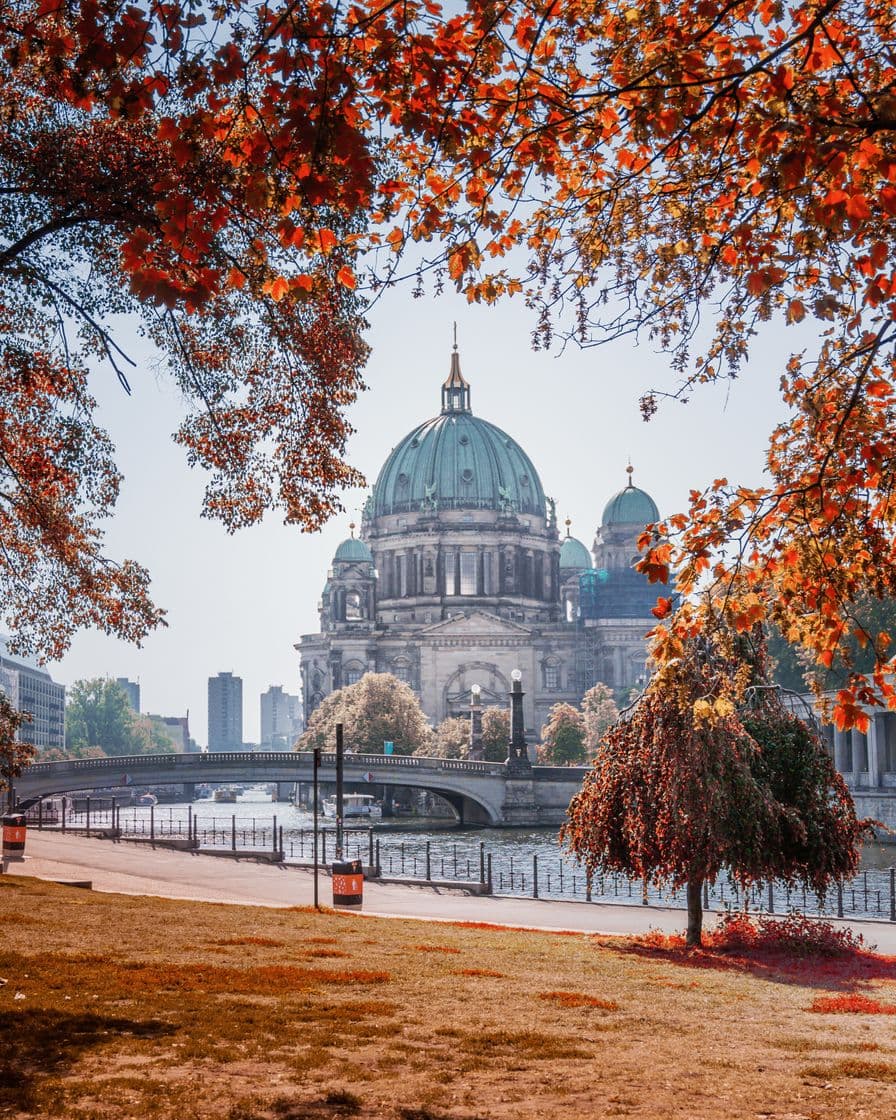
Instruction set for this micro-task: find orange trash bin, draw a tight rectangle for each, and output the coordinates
[332,858,363,908]
[2,813,26,862]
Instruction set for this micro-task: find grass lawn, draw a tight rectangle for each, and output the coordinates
[2,875,895,1118]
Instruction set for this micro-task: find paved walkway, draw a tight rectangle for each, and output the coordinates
[7,831,896,951]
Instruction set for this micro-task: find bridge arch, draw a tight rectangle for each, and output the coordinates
[13,752,508,827]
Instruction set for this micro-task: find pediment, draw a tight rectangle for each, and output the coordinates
[418,609,532,637]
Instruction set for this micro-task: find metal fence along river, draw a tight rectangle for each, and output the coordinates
[26,794,896,923]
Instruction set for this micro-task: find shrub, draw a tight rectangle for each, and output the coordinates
[711,910,865,957]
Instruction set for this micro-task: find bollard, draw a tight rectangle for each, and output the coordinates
[86,796,91,838]
[61,798,66,834]
[272,815,278,854]
[533,854,539,899]
[150,804,155,847]
[2,813,26,862]
[231,814,236,852]
[487,852,493,894]
[480,842,485,885]
[426,841,431,881]
[368,828,374,869]
[332,858,363,909]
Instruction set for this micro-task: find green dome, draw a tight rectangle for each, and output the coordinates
[602,478,659,527]
[334,536,373,563]
[372,366,546,518]
[560,534,593,571]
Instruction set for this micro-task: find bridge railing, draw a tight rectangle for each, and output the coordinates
[21,751,509,779]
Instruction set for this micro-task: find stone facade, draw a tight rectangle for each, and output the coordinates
[298,347,661,739]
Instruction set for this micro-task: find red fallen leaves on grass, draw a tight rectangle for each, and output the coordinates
[539,991,619,1010]
[810,994,896,1015]
[449,921,584,936]
[603,913,896,990]
[453,968,507,978]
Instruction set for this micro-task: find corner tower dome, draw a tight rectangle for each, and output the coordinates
[559,519,593,572]
[601,465,660,527]
[334,524,373,564]
[371,344,547,519]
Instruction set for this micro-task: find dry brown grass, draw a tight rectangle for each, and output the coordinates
[3,875,896,1119]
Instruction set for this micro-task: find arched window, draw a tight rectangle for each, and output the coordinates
[391,659,412,684]
[345,591,362,620]
[343,662,364,686]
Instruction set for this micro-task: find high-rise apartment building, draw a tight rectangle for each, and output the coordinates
[0,636,65,752]
[260,686,303,749]
[207,672,243,752]
[116,677,140,712]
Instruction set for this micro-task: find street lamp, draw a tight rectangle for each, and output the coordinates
[468,684,483,759]
[507,669,531,772]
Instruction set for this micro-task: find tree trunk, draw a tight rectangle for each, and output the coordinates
[686,877,704,948]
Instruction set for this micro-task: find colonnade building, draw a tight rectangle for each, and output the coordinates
[297,346,662,736]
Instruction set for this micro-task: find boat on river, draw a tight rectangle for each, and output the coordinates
[321,794,381,820]
[213,787,238,803]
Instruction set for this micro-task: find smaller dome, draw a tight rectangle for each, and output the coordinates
[602,468,659,527]
[334,536,373,564]
[560,534,593,572]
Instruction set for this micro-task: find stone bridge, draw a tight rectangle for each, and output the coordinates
[13,752,588,827]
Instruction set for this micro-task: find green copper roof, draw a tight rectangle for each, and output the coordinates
[372,350,546,518]
[602,471,659,527]
[560,534,593,571]
[334,536,373,563]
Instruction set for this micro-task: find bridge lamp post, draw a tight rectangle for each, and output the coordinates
[507,670,531,773]
[468,684,483,760]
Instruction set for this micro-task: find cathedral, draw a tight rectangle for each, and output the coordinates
[298,345,662,737]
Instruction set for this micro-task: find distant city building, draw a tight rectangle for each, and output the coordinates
[207,672,243,752]
[0,636,65,752]
[146,713,197,753]
[298,346,660,735]
[260,686,303,749]
[116,677,140,712]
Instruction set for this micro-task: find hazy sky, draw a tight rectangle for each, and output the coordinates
[51,284,795,744]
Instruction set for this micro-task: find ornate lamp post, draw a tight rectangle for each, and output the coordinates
[468,684,483,760]
[507,669,531,773]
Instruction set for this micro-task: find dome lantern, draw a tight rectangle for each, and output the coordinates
[441,332,471,414]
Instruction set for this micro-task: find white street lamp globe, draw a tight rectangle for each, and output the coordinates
[511,669,522,682]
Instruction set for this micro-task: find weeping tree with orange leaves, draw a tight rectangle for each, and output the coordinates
[562,624,870,946]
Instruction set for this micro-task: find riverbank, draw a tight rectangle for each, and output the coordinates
[8,830,896,950]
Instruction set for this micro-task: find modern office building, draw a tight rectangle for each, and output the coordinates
[260,685,303,749]
[297,345,661,735]
[207,672,243,752]
[0,636,66,752]
[115,677,140,712]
